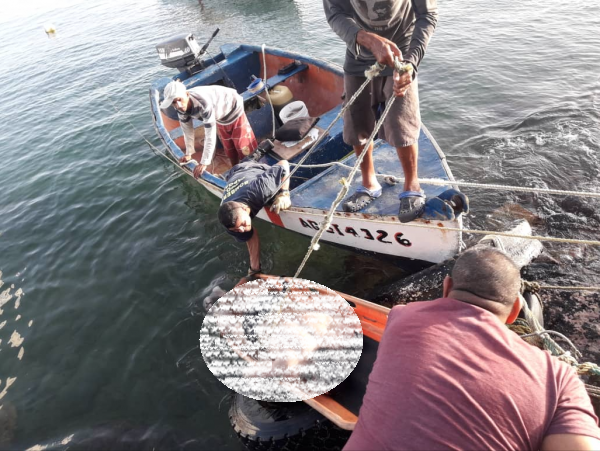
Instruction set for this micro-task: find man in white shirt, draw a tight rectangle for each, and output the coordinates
[160,80,258,177]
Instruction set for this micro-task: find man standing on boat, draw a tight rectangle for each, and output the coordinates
[160,80,258,177]
[323,0,437,222]
[344,247,600,451]
[217,160,291,275]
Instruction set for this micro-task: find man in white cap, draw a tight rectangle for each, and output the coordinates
[160,80,258,177]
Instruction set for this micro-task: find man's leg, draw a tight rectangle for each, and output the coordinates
[355,141,380,192]
[396,143,420,193]
[342,75,382,212]
[217,123,239,167]
[231,113,258,161]
[383,76,425,222]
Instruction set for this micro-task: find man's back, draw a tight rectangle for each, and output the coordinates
[344,298,599,451]
[181,85,243,125]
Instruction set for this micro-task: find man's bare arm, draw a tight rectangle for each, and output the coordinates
[542,434,600,451]
[246,229,261,272]
[356,29,402,68]
[276,160,290,190]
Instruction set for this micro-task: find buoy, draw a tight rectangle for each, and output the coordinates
[44,23,56,34]
[268,85,294,121]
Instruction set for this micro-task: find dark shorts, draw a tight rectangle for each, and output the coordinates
[343,75,420,148]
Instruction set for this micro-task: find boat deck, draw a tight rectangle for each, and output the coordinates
[150,43,463,264]
[291,128,455,215]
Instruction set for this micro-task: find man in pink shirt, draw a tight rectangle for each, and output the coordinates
[345,247,600,451]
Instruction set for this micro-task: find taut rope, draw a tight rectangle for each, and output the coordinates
[294,60,412,278]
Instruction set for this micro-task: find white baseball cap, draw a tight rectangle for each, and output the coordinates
[160,80,187,109]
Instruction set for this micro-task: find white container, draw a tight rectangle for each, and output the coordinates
[279,100,309,124]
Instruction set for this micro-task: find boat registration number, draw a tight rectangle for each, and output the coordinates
[298,218,412,247]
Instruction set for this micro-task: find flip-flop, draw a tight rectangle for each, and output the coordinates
[342,186,382,212]
[398,190,426,223]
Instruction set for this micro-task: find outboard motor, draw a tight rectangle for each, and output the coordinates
[155,28,220,75]
[156,34,203,72]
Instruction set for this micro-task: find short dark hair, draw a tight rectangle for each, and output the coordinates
[451,247,521,310]
[218,201,246,228]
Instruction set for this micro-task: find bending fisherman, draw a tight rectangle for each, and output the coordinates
[160,80,258,177]
[217,160,291,275]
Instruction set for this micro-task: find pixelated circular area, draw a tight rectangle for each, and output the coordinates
[200,278,363,402]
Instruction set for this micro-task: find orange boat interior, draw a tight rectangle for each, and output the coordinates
[159,51,344,177]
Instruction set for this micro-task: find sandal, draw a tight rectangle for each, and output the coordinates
[398,190,426,223]
[342,186,382,212]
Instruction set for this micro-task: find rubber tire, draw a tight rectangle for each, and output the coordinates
[229,394,351,451]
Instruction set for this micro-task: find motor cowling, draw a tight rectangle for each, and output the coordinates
[155,34,202,72]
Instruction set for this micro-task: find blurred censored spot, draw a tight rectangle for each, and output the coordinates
[200,278,363,402]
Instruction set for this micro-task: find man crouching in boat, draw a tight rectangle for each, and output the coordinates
[344,247,600,451]
[217,160,291,276]
[160,80,258,176]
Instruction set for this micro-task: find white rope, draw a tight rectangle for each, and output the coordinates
[274,61,384,194]
[520,329,582,359]
[520,298,580,363]
[261,44,277,139]
[517,296,600,385]
[382,175,600,199]
[294,61,404,277]
[538,285,600,292]
[291,209,600,246]
[290,162,600,200]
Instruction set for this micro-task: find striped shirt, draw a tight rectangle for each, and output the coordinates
[178,85,244,165]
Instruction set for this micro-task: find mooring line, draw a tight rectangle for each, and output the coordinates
[381,175,600,199]
[538,285,600,292]
[290,162,600,200]
[290,209,600,247]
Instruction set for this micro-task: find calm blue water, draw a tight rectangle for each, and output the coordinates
[0,0,598,448]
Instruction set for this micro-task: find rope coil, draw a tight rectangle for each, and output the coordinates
[519,293,600,398]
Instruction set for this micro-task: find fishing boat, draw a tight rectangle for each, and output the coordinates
[149,31,464,266]
[227,274,384,450]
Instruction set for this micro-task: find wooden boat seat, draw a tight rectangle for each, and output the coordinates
[270,126,326,161]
